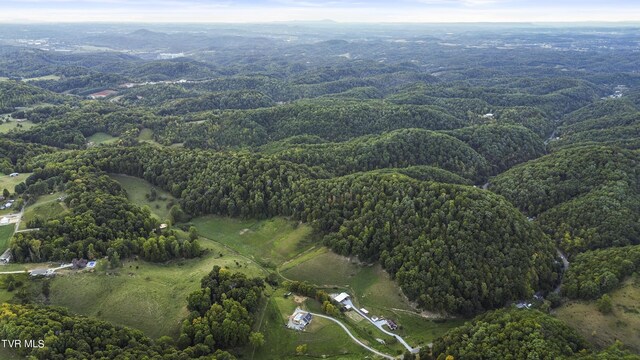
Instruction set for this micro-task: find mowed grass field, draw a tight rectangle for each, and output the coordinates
[19,192,67,230]
[87,132,118,145]
[110,174,177,221]
[555,276,640,353]
[48,237,265,339]
[191,216,316,269]
[250,289,368,360]
[23,75,61,81]
[281,247,465,348]
[282,247,409,310]
[0,225,14,250]
[0,173,30,193]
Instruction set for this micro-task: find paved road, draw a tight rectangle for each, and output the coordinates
[544,129,558,146]
[0,263,72,275]
[13,206,25,233]
[14,228,40,233]
[343,299,417,353]
[553,248,570,294]
[0,270,27,275]
[310,312,396,360]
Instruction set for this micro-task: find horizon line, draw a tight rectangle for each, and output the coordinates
[1,20,640,25]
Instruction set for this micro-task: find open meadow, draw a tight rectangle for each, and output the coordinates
[48,236,265,339]
[249,288,369,360]
[110,174,178,221]
[87,132,119,145]
[190,215,316,269]
[555,275,640,353]
[0,173,30,193]
[0,119,36,133]
[19,192,67,230]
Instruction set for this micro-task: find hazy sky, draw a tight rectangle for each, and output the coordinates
[1,0,639,23]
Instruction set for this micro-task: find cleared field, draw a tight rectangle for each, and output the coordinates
[191,216,315,269]
[250,289,368,360]
[19,193,67,230]
[48,237,264,339]
[282,248,409,310]
[138,128,154,141]
[0,173,30,193]
[281,246,464,348]
[0,119,36,133]
[110,174,177,221]
[23,75,61,81]
[138,128,163,147]
[555,276,640,353]
[0,225,14,251]
[87,132,118,145]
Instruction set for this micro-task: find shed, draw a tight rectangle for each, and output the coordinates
[333,292,350,303]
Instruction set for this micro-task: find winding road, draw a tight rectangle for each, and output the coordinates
[553,248,570,294]
[342,298,417,353]
[310,312,396,360]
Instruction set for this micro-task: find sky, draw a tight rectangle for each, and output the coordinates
[0,0,639,23]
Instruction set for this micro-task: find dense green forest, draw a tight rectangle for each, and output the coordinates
[563,245,640,299]
[0,23,639,359]
[432,309,590,359]
[11,163,201,263]
[180,266,265,355]
[491,145,640,255]
[24,145,558,314]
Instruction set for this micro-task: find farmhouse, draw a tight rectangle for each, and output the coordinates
[287,308,313,331]
[386,319,398,331]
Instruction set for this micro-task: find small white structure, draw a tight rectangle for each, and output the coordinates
[333,292,350,303]
[360,308,369,315]
[0,217,8,225]
[0,249,11,264]
[9,173,19,177]
[515,302,532,309]
[159,223,168,230]
[482,113,494,119]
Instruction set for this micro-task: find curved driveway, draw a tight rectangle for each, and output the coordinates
[310,312,395,360]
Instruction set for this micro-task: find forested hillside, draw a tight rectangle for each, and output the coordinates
[0,23,639,359]
[491,146,640,255]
